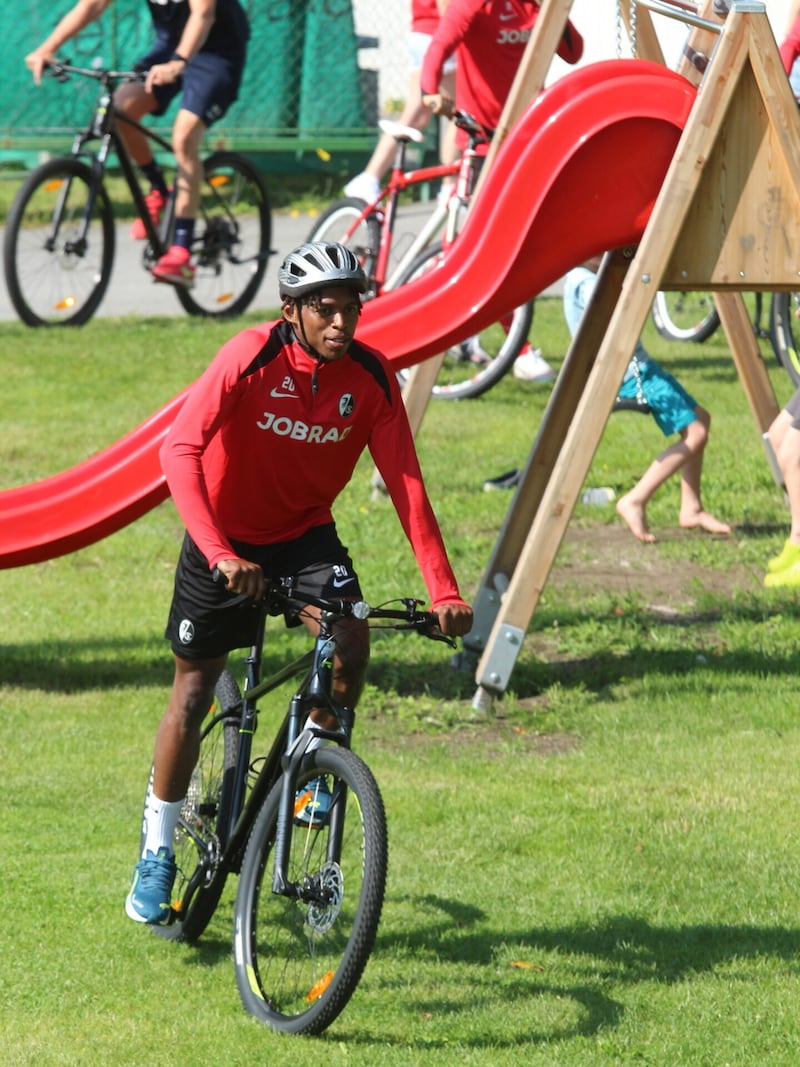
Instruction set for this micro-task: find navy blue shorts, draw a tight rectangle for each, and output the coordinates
[136,41,246,127]
[165,523,362,660]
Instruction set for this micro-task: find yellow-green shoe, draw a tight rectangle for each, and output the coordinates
[766,540,800,574]
[764,558,800,588]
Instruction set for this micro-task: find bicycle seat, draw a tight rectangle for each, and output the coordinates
[378,119,426,143]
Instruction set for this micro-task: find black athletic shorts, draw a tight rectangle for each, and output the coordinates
[136,41,246,127]
[165,523,361,660]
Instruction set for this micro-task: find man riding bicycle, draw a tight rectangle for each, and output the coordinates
[25,0,249,288]
[125,240,474,924]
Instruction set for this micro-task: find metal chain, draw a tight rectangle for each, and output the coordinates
[631,0,638,58]
[615,0,638,60]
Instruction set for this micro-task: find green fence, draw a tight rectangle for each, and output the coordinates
[2,0,408,174]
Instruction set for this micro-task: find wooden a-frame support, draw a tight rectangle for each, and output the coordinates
[464,0,800,711]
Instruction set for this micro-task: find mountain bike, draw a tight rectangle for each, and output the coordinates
[308,110,534,400]
[652,289,800,386]
[3,62,272,327]
[143,574,453,1035]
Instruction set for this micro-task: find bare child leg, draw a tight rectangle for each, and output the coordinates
[616,406,730,542]
[677,407,731,534]
[616,441,689,543]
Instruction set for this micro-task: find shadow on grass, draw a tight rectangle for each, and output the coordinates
[2,597,798,700]
[0,637,313,693]
[335,907,800,1048]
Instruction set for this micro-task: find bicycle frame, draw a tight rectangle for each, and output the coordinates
[63,75,173,259]
[342,122,486,294]
[197,605,357,903]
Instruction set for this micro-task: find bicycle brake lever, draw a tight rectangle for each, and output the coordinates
[46,62,71,82]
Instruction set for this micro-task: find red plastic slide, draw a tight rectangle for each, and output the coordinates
[0,60,695,569]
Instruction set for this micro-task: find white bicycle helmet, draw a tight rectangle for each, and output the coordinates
[278,241,367,299]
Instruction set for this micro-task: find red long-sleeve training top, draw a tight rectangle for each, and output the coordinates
[159,320,465,610]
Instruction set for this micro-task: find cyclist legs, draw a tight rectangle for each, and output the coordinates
[151,652,228,802]
[113,81,158,164]
[170,108,207,220]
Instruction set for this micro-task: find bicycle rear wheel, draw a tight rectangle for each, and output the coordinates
[651,290,720,342]
[147,669,241,942]
[770,292,800,388]
[393,242,534,399]
[176,151,271,319]
[234,745,387,1035]
[306,197,382,296]
[3,156,115,326]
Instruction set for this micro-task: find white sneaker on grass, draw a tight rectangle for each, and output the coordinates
[512,346,556,382]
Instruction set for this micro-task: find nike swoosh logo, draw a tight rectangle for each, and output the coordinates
[270,388,298,399]
[332,576,353,588]
[499,12,517,20]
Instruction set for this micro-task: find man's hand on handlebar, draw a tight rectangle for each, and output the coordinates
[145,59,186,94]
[215,558,265,599]
[422,92,454,119]
[433,600,473,638]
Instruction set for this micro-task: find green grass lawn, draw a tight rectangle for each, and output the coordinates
[2,299,800,1065]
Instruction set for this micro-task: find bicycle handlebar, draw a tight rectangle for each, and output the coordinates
[452,110,491,142]
[211,568,456,646]
[43,60,145,84]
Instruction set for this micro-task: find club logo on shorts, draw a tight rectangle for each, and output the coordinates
[339,393,355,417]
[179,619,195,644]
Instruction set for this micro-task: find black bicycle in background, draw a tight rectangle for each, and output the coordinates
[652,290,800,387]
[143,574,454,1035]
[3,62,272,326]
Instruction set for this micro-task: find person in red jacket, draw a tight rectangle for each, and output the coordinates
[420,0,583,154]
[125,241,474,926]
[344,0,457,204]
[421,0,584,383]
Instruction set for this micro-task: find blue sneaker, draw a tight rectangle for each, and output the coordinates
[294,776,332,829]
[125,847,177,924]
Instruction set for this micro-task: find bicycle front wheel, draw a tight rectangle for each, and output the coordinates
[393,241,533,399]
[306,197,382,296]
[234,745,387,1035]
[770,292,800,388]
[651,290,720,342]
[3,156,115,326]
[176,151,271,319]
[148,670,241,942]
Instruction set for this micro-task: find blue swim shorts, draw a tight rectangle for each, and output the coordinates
[617,359,698,437]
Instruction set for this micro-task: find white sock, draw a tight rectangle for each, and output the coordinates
[142,789,184,858]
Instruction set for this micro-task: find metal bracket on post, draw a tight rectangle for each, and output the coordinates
[471,622,526,713]
[461,577,508,659]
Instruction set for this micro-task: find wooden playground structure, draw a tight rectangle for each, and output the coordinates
[411,0,800,710]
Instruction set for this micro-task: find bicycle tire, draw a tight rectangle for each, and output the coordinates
[306,197,382,296]
[144,670,242,942]
[393,241,534,399]
[651,290,720,342]
[176,151,272,319]
[3,156,115,327]
[234,745,387,1035]
[770,292,800,389]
